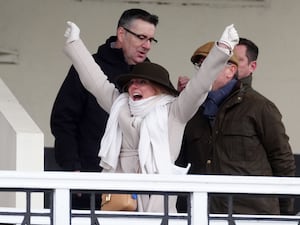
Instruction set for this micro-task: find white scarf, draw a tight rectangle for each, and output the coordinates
[98,93,128,171]
[98,93,175,174]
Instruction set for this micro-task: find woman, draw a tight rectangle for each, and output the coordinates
[63,21,239,212]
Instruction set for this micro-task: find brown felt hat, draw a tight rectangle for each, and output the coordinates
[191,41,239,66]
[116,62,179,96]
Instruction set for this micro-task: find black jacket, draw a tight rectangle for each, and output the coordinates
[51,36,144,171]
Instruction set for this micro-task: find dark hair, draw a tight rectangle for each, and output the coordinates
[238,37,259,63]
[117,8,159,29]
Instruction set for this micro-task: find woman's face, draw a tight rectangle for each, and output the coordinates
[127,79,159,101]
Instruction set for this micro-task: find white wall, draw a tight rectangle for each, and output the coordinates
[0,0,299,153]
[0,78,44,207]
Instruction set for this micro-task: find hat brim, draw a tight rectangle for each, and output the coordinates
[191,54,207,64]
[115,73,179,96]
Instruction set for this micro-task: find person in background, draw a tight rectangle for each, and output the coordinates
[50,8,159,209]
[234,37,258,87]
[62,21,239,212]
[233,38,296,214]
[176,37,257,91]
[176,40,296,215]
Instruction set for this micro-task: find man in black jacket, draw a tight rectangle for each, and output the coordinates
[50,8,159,209]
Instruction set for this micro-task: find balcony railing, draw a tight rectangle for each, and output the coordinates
[0,171,300,225]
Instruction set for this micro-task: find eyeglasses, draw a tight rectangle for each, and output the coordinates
[194,57,206,70]
[194,62,201,70]
[123,27,158,44]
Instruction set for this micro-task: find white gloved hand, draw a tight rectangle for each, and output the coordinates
[64,21,80,43]
[219,24,239,51]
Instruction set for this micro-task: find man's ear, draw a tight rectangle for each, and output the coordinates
[227,64,238,79]
[249,60,257,73]
[117,27,126,43]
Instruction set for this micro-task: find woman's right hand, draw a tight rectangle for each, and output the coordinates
[64,21,80,43]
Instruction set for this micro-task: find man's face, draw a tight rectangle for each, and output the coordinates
[212,63,237,91]
[118,19,156,65]
[234,45,256,79]
[194,56,237,91]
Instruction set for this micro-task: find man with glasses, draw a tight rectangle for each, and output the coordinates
[176,41,295,215]
[50,8,158,209]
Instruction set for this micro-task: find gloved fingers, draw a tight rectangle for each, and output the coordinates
[219,24,239,51]
[64,28,71,39]
[228,24,239,44]
[64,21,80,43]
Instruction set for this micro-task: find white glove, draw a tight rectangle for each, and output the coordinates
[64,21,80,43]
[219,24,239,51]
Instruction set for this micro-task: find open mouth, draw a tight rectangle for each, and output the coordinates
[133,93,143,101]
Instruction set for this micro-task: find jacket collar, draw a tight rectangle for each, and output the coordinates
[239,74,252,87]
[221,80,247,109]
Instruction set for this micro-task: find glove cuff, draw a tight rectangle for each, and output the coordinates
[217,41,232,55]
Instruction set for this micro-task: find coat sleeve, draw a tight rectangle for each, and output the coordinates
[171,43,230,123]
[259,100,296,214]
[63,39,120,112]
[259,101,295,176]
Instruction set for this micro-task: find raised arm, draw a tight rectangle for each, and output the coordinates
[63,21,120,112]
[173,24,239,122]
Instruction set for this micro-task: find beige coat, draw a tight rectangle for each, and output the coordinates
[64,39,231,212]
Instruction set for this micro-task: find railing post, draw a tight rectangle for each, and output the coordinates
[191,192,208,225]
[53,188,70,225]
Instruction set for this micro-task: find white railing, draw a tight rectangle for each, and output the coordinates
[0,171,300,225]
